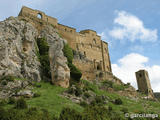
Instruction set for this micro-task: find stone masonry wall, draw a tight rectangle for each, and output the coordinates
[135,70,154,98]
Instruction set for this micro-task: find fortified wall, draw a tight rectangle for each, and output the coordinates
[18,6,117,82]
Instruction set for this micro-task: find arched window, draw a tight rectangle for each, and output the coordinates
[97,63,102,70]
[90,44,92,48]
[93,38,96,44]
[37,13,42,19]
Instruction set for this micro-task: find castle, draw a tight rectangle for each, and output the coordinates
[18,6,118,82]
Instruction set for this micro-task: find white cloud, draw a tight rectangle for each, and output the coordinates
[109,11,158,42]
[112,53,160,92]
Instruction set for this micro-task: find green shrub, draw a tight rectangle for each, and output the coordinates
[63,43,82,83]
[84,92,91,98]
[59,107,82,120]
[67,85,82,96]
[41,109,50,120]
[108,106,112,111]
[63,44,73,63]
[8,97,16,104]
[27,107,38,115]
[113,84,125,91]
[83,105,109,120]
[108,111,125,120]
[0,107,7,120]
[68,63,82,82]
[36,38,49,55]
[36,38,51,79]
[33,93,41,98]
[102,80,113,88]
[80,101,88,107]
[81,80,98,92]
[0,99,7,106]
[75,86,82,97]
[15,98,27,109]
[114,98,123,105]
[90,96,105,106]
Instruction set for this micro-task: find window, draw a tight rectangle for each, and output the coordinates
[37,13,42,19]
[139,74,142,77]
[90,44,92,48]
[93,38,96,44]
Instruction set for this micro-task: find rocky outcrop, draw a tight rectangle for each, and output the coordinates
[0,79,31,99]
[0,17,41,82]
[0,17,70,89]
[40,26,70,88]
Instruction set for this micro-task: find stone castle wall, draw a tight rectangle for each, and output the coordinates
[18,6,112,81]
[135,70,154,98]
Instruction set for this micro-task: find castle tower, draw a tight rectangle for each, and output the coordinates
[135,70,154,98]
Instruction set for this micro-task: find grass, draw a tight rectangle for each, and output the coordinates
[26,82,83,117]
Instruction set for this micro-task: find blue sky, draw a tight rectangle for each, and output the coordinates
[0,0,160,92]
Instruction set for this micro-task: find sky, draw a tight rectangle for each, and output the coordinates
[0,0,160,92]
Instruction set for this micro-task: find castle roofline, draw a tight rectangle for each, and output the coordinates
[136,69,147,72]
[102,41,108,45]
[21,6,45,14]
[58,23,76,30]
[80,29,97,33]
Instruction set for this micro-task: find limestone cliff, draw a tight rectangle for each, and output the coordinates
[0,17,70,89]
[0,17,41,81]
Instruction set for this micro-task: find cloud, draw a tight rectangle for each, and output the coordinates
[109,11,158,42]
[112,53,160,92]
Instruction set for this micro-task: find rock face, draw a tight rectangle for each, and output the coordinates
[0,17,70,89]
[40,26,70,88]
[0,17,41,82]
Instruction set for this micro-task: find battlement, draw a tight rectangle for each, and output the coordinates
[58,23,76,33]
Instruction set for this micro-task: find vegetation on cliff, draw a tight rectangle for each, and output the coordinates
[63,43,82,83]
[36,37,51,80]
